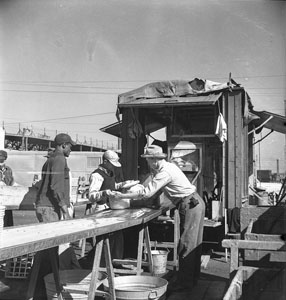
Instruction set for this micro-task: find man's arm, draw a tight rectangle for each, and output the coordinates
[110,171,171,208]
[50,156,67,207]
[88,173,109,204]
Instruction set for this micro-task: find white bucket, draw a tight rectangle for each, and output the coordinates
[151,250,168,275]
[44,270,106,300]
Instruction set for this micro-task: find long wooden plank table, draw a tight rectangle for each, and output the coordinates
[0,207,163,300]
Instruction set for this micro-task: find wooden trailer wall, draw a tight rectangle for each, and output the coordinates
[224,90,249,208]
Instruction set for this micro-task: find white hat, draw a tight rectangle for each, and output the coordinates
[103,150,121,167]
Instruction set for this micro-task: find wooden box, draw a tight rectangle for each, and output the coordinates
[224,266,286,300]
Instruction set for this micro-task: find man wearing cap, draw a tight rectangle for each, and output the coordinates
[35,133,76,222]
[110,145,205,293]
[85,150,126,265]
[88,150,125,206]
[30,134,76,299]
[0,150,14,226]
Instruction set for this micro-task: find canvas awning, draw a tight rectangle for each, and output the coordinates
[251,110,286,134]
[100,120,165,138]
[100,122,122,138]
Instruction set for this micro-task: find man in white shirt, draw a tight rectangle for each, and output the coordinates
[110,145,205,293]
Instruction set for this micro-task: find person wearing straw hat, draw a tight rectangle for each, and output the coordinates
[110,145,205,293]
[0,150,14,227]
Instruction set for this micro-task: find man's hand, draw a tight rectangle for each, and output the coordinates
[104,189,113,196]
[61,204,72,220]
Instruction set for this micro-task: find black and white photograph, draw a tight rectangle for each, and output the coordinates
[0,1,285,299]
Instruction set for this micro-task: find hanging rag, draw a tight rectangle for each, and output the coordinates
[128,108,143,139]
[215,113,227,142]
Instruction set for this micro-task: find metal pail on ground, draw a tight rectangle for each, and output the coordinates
[44,269,107,300]
[151,250,168,275]
[103,275,168,300]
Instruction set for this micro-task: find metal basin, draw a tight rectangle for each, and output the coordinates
[103,275,168,300]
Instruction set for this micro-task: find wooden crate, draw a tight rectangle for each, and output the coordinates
[245,217,286,265]
[224,266,286,300]
[5,254,34,279]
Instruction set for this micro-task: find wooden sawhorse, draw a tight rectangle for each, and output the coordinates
[26,234,117,300]
[108,222,154,275]
[110,208,180,274]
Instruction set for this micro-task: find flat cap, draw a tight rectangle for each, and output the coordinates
[54,133,76,146]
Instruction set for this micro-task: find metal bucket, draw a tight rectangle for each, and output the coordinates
[103,275,168,300]
[44,270,107,300]
[151,250,168,275]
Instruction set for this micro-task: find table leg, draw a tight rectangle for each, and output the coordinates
[88,236,103,300]
[136,225,144,275]
[143,225,154,275]
[103,235,116,300]
[88,234,116,300]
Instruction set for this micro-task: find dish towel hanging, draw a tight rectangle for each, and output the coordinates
[215,113,227,142]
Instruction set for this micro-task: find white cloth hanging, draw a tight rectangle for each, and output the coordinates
[215,113,227,142]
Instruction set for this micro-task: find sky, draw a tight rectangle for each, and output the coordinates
[0,0,285,171]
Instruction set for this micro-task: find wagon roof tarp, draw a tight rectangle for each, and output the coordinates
[118,93,222,108]
[118,78,235,108]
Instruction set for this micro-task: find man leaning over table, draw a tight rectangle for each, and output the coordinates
[109,145,205,293]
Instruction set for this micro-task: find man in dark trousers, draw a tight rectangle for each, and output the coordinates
[0,149,14,226]
[30,133,76,299]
